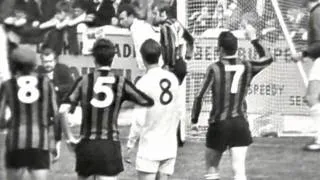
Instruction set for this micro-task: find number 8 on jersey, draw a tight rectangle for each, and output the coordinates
[159,79,173,105]
[17,76,40,104]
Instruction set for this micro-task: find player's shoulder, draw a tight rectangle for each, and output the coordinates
[161,69,179,87]
[206,61,221,71]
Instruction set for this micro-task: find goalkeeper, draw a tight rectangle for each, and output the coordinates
[191,23,273,180]
[293,0,320,151]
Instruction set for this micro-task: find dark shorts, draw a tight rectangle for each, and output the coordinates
[5,149,50,169]
[75,139,124,177]
[206,116,253,152]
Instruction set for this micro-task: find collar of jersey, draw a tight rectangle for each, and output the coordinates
[98,66,111,71]
[147,66,161,73]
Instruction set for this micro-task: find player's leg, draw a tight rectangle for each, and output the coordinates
[76,140,124,179]
[229,117,253,180]
[156,173,169,180]
[136,156,159,180]
[6,168,25,180]
[230,147,248,180]
[28,149,51,180]
[138,171,157,180]
[29,169,49,180]
[205,122,229,180]
[77,176,88,180]
[304,80,320,150]
[205,148,223,180]
[96,175,118,180]
[156,158,176,180]
[304,57,320,151]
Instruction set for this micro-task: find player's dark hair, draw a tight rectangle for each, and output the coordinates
[140,39,161,65]
[218,31,238,55]
[92,38,116,66]
[118,4,137,17]
[9,47,37,75]
[157,4,174,18]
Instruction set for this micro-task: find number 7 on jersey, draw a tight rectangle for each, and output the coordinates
[225,65,245,94]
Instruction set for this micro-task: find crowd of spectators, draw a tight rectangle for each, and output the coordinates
[188,0,309,44]
[0,0,177,56]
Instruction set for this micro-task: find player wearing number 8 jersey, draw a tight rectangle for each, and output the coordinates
[59,38,154,180]
[191,26,273,180]
[125,39,180,180]
[0,47,61,180]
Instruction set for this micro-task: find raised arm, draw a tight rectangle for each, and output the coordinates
[246,23,273,76]
[182,25,194,60]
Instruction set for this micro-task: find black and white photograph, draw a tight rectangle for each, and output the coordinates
[0,0,319,179]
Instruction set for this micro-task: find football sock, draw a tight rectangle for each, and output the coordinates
[204,173,220,180]
[310,104,320,144]
[234,174,247,180]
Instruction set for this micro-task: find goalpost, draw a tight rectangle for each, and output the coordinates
[178,0,313,137]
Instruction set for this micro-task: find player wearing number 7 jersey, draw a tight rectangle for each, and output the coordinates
[191,26,273,180]
[0,47,61,180]
[125,39,180,180]
[58,38,154,180]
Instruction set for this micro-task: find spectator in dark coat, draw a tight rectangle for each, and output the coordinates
[85,0,116,26]
[0,0,16,22]
[37,45,75,104]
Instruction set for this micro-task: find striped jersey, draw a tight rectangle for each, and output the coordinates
[160,18,193,68]
[63,67,154,141]
[0,74,59,151]
[191,57,273,124]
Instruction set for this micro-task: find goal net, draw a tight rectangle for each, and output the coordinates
[182,0,313,137]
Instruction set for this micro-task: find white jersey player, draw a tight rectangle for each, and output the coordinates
[293,0,320,151]
[118,4,162,75]
[125,39,180,180]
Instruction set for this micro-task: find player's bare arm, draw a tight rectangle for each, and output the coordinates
[191,66,214,128]
[182,26,194,60]
[123,79,154,106]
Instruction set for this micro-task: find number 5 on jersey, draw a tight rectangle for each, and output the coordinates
[225,65,245,94]
[90,77,116,108]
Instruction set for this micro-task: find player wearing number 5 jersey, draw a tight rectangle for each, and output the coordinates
[191,27,273,180]
[125,39,180,180]
[58,38,154,180]
[0,47,61,180]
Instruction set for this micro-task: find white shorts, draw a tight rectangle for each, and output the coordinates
[309,57,320,81]
[136,157,176,175]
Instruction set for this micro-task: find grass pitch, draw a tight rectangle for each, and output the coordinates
[0,126,320,180]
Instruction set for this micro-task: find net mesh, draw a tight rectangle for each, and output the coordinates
[184,0,312,137]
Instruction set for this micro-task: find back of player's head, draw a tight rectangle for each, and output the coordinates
[157,3,173,18]
[140,39,161,65]
[92,38,116,67]
[10,47,37,75]
[218,31,238,55]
